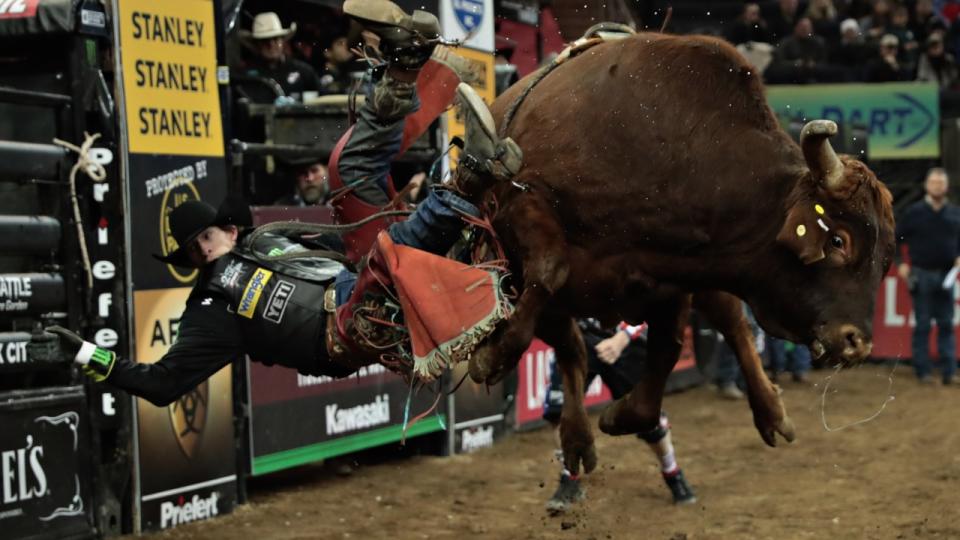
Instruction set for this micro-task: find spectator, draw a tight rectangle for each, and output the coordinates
[917,32,959,88]
[865,33,911,80]
[727,3,775,45]
[896,168,960,385]
[860,0,892,40]
[274,158,328,207]
[767,338,811,384]
[911,0,941,45]
[889,5,920,66]
[768,18,833,82]
[239,12,323,102]
[318,33,358,94]
[831,18,872,77]
[768,0,803,42]
[806,0,841,42]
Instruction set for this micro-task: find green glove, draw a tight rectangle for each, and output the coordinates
[45,325,116,382]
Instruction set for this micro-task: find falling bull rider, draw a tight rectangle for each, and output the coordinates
[33,0,523,406]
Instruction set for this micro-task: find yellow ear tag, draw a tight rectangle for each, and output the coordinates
[814,204,825,215]
[796,224,807,237]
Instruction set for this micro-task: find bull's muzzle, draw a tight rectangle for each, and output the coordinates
[811,324,873,365]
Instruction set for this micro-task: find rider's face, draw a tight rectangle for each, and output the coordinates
[188,225,238,266]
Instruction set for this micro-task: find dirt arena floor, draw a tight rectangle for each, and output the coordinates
[153,362,960,540]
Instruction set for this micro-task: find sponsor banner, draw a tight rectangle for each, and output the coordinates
[127,153,228,289]
[0,386,93,540]
[154,488,222,529]
[0,273,63,315]
[0,332,30,367]
[0,0,38,19]
[440,0,494,52]
[457,424,497,453]
[871,267,960,359]
[133,288,236,530]
[766,82,940,159]
[450,360,505,454]
[444,47,495,169]
[116,0,224,156]
[247,360,445,475]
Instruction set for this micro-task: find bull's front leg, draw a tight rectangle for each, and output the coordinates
[468,190,569,384]
[538,315,597,476]
[599,295,691,435]
[694,291,795,447]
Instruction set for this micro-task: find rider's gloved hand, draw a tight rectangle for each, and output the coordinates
[45,325,116,382]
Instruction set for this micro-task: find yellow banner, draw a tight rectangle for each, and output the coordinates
[118,0,224,156]
[445,47,495,168]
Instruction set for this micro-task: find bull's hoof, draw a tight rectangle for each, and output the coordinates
[750,384,796,447]
[545,474,585,515]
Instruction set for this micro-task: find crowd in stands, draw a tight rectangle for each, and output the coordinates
[231,10,365,104]
[725,0,960,87]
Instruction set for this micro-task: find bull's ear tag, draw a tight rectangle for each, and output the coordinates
[814,203,825,215]
[777,203,826,264]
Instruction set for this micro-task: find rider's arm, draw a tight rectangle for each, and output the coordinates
[108,295,244,407]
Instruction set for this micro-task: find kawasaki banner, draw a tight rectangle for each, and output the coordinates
[766,82,940,159]
[246,361,446,476]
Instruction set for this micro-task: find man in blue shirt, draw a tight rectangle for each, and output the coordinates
[896,167,960,384]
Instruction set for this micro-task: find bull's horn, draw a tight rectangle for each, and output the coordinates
[800,120,845,192]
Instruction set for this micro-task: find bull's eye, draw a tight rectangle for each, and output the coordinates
[830,235,845,249]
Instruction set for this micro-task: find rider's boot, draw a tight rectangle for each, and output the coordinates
[447,83,523,204]
[343,0,440,81]
[343,0,440,121]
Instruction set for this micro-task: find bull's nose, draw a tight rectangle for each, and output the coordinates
[840,324,872,363]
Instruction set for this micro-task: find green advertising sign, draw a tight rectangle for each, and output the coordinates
[766,82,939,159]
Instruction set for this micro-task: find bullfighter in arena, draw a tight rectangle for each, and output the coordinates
[541,320,696,511]
[38,0,522,404]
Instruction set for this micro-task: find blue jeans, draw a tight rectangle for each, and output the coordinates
[911,267,957,381]
[767,338,811,376]
[334,190,481,304]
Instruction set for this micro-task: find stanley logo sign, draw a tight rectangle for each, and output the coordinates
[168,381,208,458]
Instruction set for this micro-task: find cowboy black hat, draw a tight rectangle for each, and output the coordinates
[154,196,253,268]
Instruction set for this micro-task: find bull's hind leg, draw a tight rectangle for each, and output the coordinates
[599,295,691,436]
[694,291,795,446]
[468,190,569,384]
[537,314,597,476]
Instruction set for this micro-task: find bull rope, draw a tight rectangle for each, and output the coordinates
[819,359,898,432]
[53,133,107,293]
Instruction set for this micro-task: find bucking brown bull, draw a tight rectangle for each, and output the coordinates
[467,32,896,476]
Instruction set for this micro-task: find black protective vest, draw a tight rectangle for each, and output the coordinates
[193,233,342,375]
